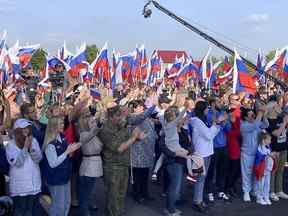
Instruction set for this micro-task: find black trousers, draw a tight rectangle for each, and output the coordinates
[205,147,229,193]
[132,167,150,200]
[225,159,241,191]
[0,174,6,196]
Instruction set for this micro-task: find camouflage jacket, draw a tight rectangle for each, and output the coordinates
[98,121,131,167]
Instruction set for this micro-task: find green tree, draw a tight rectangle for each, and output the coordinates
[265,50,276,62]
[31,48,47,73]
[86,44,99,64]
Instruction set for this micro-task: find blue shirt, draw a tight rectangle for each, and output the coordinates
[207,109,231,148]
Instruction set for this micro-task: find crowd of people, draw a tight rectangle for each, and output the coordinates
[0,74,288,216]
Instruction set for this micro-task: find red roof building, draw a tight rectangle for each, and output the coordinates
[154,50,188,64]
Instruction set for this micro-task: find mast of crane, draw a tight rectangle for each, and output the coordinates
[143,0,287,90]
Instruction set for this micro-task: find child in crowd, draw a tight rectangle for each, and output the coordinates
[254,131,275,205]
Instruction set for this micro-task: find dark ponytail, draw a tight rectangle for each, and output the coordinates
[194,101,208,124]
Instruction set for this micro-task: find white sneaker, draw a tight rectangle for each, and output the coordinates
[208,193,214,202]
[164,209,182,216]
[264,199,272,205]
[151,173,158,181]
[270,193,280,201]
[256,197,268,205]
[277,192,288,199]
[243,192,251,202]
[218,192,230,201]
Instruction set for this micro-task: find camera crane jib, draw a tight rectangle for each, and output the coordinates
[142,0,288,91]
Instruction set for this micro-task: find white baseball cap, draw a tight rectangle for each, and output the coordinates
[13,119,32,130]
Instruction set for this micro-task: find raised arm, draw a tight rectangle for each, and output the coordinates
[29,138,42,163]
[117,127,145,153]
[127,105,156,126]
[193,118,220,141]
[2,98,12,130]
[80,125,102,145]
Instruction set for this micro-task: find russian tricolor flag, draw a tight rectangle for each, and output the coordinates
[148,52,161,86]
[17,44,40,68]
[120,53,134,83]
[223,56,231,72]
[91,43,110,84]
[132,47,141,81]
[58,41,74,64]
[90,88,101,100]
[208,60,221,89]
[233,50,256,94]
[139,45,148,81]
[175,61,199,82]
[265,48,287,74]
[199,47,211,82]
[254,148,266,180]
[283,60,288,78]
[69,51,87,68]
[168,59,182,77]
[111,51,122,89]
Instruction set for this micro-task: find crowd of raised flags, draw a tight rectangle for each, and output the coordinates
[1,30,288,96]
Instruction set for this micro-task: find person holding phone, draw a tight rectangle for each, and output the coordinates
[6,119,42,216]
[42,117,80,216]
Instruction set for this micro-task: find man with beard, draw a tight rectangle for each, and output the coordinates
[97,105,145,216]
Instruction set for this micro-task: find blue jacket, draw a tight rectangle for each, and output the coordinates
[207,109,231,148]
[42,135,72,186]
[32,121,46,148]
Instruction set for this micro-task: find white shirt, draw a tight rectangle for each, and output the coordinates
[6,138,42,197]
[190,117,220,158]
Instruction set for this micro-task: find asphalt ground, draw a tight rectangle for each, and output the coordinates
[70,168,288,216]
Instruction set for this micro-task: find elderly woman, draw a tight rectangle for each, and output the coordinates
[127,100,156,203]
[78,108,103,215]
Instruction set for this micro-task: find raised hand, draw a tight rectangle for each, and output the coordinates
[24,135,33,149]
[65,143,81,155]
[132,127,146,141]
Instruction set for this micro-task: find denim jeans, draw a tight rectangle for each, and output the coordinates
[166,162,184,213]
[13,194,38,216]
[79,176,96,216]
[48,182,71,216]
[193,156,211,204]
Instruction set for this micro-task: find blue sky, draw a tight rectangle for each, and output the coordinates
[0,0,287,60]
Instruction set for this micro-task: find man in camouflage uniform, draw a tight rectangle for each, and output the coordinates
[98,105,144,216]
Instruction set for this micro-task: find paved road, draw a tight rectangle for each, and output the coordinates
[71,169,288,216]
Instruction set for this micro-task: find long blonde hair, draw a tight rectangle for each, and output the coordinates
[42,117,63,151]
[78,112,90,133]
